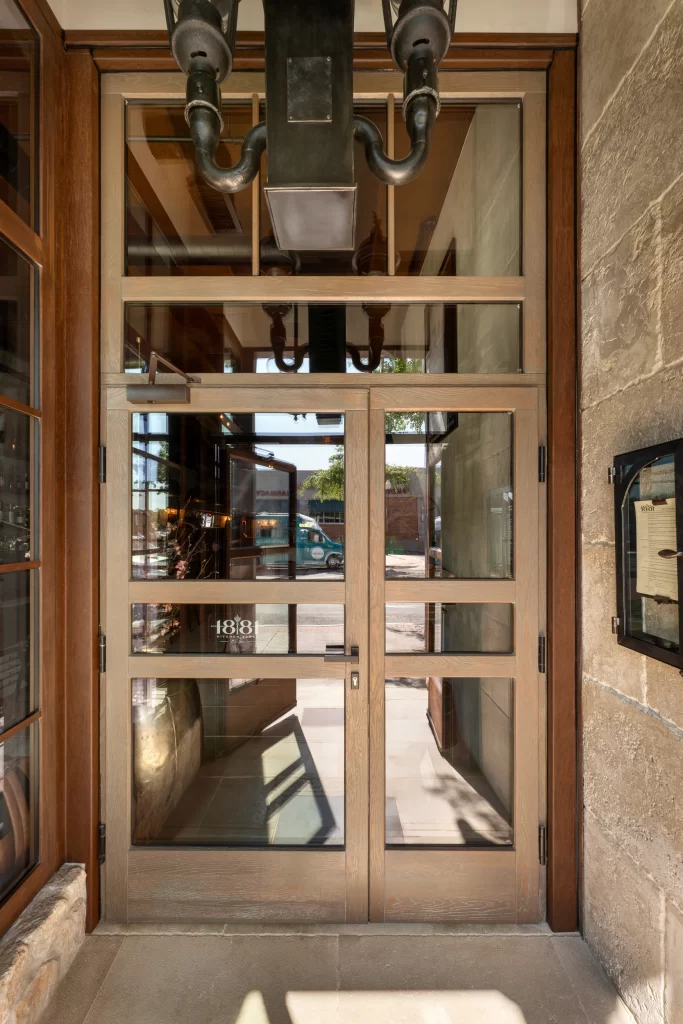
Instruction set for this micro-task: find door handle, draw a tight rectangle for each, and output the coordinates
[324,644,359,664]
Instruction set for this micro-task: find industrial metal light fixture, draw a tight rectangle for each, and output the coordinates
[163,0,457,251]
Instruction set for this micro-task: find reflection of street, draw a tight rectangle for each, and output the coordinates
[385,553,426,578]
[385,603,428,652]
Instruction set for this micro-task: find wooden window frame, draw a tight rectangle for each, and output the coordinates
[5,27,575,935]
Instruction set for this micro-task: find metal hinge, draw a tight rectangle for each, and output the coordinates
[98,445,106,484]
[539,824,547,866]
[538,445,547,483]
[98,633,106,674]
[98,823,106,865]
[612,616,621,635]
[538,634,547,674]
[608,465,617,484]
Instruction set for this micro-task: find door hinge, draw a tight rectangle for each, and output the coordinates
[538,634,547,674]
[538,445,547,483]
[98,632,106,674]
[608,465,617,484]
[98,445,106,484]
[612,616,621,635]
[98,822,106,865]
[539,824,547,866]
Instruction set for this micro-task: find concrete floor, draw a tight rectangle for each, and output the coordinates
[42,927,635,1024]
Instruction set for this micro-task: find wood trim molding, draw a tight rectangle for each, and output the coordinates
[62,30,577,73]
[0,200,42,267]
[546,48,578,934]
[58,48,101,934]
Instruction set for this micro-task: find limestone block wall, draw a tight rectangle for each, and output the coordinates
[580,1,683,1021]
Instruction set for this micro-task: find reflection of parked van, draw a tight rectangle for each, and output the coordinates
[256,513,344,569]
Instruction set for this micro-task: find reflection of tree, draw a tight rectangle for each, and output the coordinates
[385,412,425,433]
[164,500,213,579]
[301,445,413,502]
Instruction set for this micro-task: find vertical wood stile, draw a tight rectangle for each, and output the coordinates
[104,410,131,921]
[251,93,260,277]
[514,399,540,921]
[344,406,370,920]
[100,92,125,373]
[368,406,387,919]
[522,89,547,373]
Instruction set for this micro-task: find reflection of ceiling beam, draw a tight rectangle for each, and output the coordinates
[127,135,211,242]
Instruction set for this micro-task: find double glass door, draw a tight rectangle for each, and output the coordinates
[102,383,542,923]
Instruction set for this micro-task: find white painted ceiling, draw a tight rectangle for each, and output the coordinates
[49,0,577,33]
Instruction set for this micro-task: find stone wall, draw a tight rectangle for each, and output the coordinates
[0,865,85,1024]
[580,1,683,1021]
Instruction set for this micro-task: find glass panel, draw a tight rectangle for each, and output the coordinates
[0,407,32,564]
[386,603,513,653]
[124,302,521,376]
[132,677,344,847]
[132,412,345,581]
[0,238,34,407]
[623,454,679,652]
[395,103,521,277]
[0,721,38,901]
[0,570,33,730]
[385,412,513,579]
[385,677,513,846]
[132,603,344,655]
[126,103,256,277]
[0,0,37,229]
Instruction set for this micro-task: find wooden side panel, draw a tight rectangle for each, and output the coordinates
[384,850,517,922]
[61,50,101,933]
[128,850,346,922]
[547,48,578,934]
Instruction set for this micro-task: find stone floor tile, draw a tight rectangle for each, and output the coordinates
[40,936,124,1024]
[338,934,591,1024]
[552,935,636,1023]
[82,935,339,1024]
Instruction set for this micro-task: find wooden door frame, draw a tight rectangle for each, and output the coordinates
[58,33,578,933]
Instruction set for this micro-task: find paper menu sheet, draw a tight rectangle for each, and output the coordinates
[634,498,679,602]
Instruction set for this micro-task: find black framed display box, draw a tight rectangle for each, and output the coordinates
[613,437,683,670]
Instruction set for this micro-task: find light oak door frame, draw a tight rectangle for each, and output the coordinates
[102,387,370,923]
[369,386,542,922]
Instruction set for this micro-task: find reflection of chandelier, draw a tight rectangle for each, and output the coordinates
[163,0,457,250]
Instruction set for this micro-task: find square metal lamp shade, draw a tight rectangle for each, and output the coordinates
[265,184,357,251]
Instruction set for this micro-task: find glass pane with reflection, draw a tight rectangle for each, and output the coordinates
[385,677,513,846]
[0,407,32,564]
[395,102,521,277]
[0,570,33,731]
[0,0,37,229]
[126,102,256,277]
[124,302,521,376]
[385,411,513,579]
[132,411,345,581]
[0,240,34,407]
[132,677,344,847]
[0,721,38,901]
[386,603,513,653]
[132,603,344,655]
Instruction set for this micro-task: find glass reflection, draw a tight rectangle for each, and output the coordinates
[395,103,521,277]
[385,677,513,846]
[0,408,31,564]
[132,412,344,581]
[0,570,32,731]
[0,239,34,407]
[0,722,37,901]
[124,302,521,376]
[0,0,37,229]
[623,454,679,652]
[132,677,344,847]
[132,603,344,655]
[385,411,513,579]
[385,603,513,654]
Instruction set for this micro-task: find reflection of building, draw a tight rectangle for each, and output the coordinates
[255,469,346,542]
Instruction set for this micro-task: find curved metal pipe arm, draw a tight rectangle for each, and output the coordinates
[353,95,436,187]
[188,106,267,193]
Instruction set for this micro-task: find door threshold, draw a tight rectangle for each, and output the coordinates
[95,921,555,937]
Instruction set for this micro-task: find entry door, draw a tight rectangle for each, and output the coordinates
[102,383,541,923]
